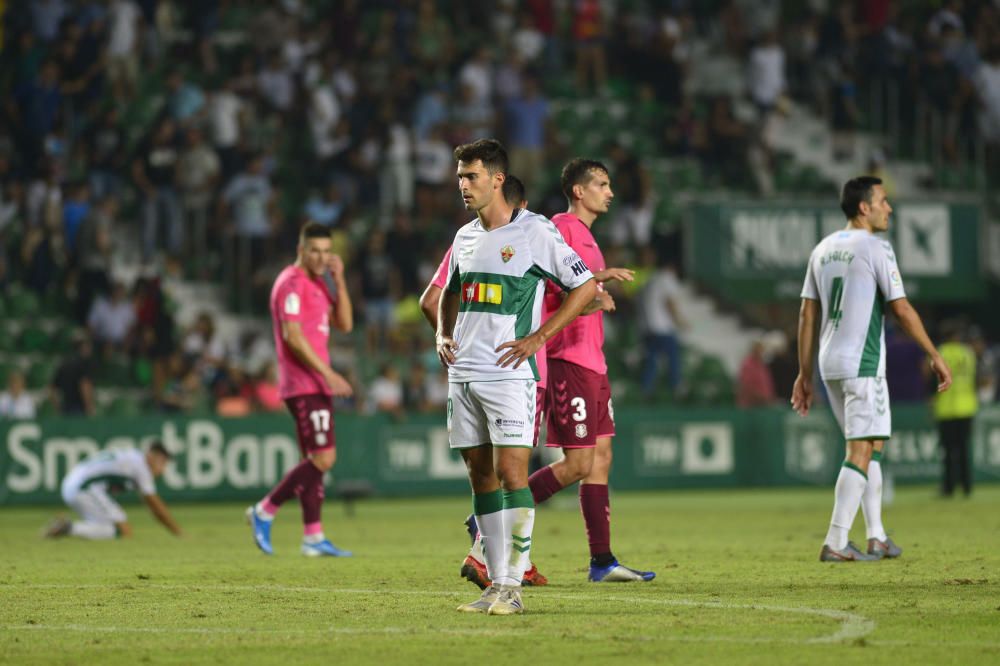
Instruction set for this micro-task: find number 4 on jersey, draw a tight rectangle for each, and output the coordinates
[829,277,845,329]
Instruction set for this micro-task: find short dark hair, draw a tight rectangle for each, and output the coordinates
[561,158,609,202]
[453,139,509,176]
[147,441,172,459]
[299,220,331,243]
[840,176,883,219]
[503,174,526,206]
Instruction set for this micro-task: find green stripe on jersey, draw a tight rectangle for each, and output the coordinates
[80,474,133,491]
[858,291,885,377]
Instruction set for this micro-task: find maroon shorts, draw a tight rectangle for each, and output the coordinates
[545,359,615,448]
[284,393,336,455]
[533,385,546,446]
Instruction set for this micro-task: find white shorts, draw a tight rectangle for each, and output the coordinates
[823,376,892,441]
[63,486,127,524]
[448,379,537,449]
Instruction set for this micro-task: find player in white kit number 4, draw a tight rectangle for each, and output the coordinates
[792,176,951,562]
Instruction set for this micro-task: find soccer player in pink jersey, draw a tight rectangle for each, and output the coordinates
[246,221,355,557]
[532,158,655,582]
[419,175,548,589]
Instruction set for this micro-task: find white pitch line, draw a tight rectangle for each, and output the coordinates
[0,582,876,645]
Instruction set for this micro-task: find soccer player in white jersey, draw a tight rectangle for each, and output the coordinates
[44,442,183,539]
[792,176,951,562]
[437,139,596,614]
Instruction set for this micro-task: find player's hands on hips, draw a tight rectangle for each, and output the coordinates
[437,335,458,367]
[930,353,953,392]
[324,368,354,397]
[495,332,543,369]
[791,374,812,416]
[327,254,345,280]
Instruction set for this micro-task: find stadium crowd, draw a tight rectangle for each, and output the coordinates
[0,0,998,417]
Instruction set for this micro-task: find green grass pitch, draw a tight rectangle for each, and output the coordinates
[1,486,998,665]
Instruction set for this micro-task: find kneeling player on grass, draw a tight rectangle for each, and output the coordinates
[44,441,183,539]
[792,176,951,562]
[420,174,547,589]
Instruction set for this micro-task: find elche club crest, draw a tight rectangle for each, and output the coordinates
[500,245,515,263]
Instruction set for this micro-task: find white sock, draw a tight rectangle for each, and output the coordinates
[477,510,506,584]
[824,464,867,550]
[70,521,116,540]
[502,506,535,586]
[303,533,325,545]
[862,460,887,541]
[468,534,485,561]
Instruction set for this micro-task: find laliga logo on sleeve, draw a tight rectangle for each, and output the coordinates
[890,270,901,286]
[500,245,515,263]
[284,292,301,315]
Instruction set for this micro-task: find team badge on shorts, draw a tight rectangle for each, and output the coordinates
[500,245,515,263]
[575,423,588,439]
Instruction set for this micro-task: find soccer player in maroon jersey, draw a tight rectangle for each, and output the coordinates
[246,221,355,556]
[532,158,655,582]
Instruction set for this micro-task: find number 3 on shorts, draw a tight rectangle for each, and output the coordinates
[309,409,331,432]
[571,397,587,422]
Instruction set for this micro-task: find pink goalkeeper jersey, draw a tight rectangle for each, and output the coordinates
[270,265,336,399]
[543,213,606,375]
[430,245,547,389]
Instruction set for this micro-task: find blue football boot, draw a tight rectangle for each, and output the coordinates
[588,559,656,582]
[245,506,273,555]
[301,539,353,557]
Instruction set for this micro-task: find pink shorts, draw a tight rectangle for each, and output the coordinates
[284,393,336,455]
[545,359,615,448]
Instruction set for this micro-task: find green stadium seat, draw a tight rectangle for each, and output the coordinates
[25,360,55,390]
[106,395,143,417]
[18,325,50,353]
[7,288,39,318]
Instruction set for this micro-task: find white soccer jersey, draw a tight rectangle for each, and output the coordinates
[61,448,157,498]
[801,229,906,380]
[445,209,593,382]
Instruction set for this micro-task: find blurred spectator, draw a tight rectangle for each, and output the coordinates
[165,69,207,124]
[11,59,62,174]
[412,86,448,141]
[86,108,126,200]
[403,361,431,413]
[50,335,96,416]
[251,360,283,412]
[969,327,997,404]
[413,124,453,217]
[737,340,777,408]
[132,119,183,265]
[215,372,252,418]
[638,249,686,398]
[504,74,548,189]
[885,323,929,403]
[30,0,69,43]
[207,78,247,180]
[358,229,399,353]
[767,329,799,402]
[380,115,415,216]
[220,155,279,287]
[257,51,295,113]
[181,311,230,389]
[458,46,494,105]
[304,182,347,228]
[0,370,36,420]
[106,0,142,101]
[512,10,545,65]
[87,280,136,351]
[972,43,1000,150]
[62,181,90,253]
[607,144,653,247]
[934,320,978,497]
[74,194,116,322]
[452,83,495,143]
[156,351,204,413]
[368,363,404,417]
[176,127,220,265]
[572,0,608,95]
